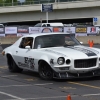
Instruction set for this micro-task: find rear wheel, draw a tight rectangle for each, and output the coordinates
[39,61,53,80]
[7,55,23,73]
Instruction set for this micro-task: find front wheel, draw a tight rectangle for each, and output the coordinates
[7,55,23,73]
[39,62,53,80]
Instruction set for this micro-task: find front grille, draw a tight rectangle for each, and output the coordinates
[74,58,97,68]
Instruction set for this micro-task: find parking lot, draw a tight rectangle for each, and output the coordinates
[0,44,100,100]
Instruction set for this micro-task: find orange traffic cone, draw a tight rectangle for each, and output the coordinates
[66,95,71,100]
[92,40,94,46]
[89,40,94,47]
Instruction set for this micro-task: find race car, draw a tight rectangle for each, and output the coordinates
[2,32,100,80]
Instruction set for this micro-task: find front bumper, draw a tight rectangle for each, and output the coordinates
[53,69,100,79]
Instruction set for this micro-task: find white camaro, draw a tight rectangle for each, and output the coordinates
[2,32,100,80]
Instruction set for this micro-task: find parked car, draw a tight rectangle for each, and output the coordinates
[34,23,64,27]
[2,32,100,80]
[0,24,4,28]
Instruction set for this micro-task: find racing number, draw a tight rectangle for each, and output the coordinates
[24,57,35,69]
[25,57,28,64]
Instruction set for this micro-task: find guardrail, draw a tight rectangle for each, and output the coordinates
[0,0,99,7]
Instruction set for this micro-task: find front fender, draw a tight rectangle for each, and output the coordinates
[3,47,14,61]
[39,55,50,65]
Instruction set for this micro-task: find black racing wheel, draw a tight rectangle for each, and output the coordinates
[7,55,23,73]
[39,61,53,80]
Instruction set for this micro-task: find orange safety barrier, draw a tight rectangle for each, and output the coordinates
[88,40,94,47]
[66,95,71,100]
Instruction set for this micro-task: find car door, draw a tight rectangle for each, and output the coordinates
[14,37,35,70]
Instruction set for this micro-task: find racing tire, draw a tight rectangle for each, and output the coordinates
[7,55,23,73]
[39,62,53,80]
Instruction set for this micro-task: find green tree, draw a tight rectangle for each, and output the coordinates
[0,0,5,6]
[25,0,34,5]
[3,0,18,6]
[5,0,17,3]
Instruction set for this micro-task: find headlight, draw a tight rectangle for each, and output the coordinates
[57,57,65,65]
[66,59,71,64]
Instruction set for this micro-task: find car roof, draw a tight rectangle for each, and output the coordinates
[22,32,70,38]
[41,23,64,26]
[34,23,64,27]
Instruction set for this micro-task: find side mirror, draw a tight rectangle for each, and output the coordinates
[80,42,83,44]
[25,46,31,49]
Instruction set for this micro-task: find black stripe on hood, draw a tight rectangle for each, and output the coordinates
[67,46,97,56]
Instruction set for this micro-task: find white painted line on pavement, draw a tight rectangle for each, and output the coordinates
[83,93,100,96]
[0,83,53,88]
[0,91,25,100]
[1,75,17,77]
[0,83,53,89]
[34,83,53,86]
[6,96,67,100]
[0,84,32,88]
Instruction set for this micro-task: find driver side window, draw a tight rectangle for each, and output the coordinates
[19,37,34,49]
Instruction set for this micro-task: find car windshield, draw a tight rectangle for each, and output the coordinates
[34,23,42,27]
[34,34,81,49]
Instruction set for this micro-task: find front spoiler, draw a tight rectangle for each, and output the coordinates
[53,69,100,79]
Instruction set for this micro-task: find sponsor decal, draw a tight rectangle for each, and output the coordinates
[17,29,28,33]
[87,27,98,34]
[67,27,72,33]
[17,34,24,37]
[75,34,87,36]
[6,29,15,31]
[18,57,35,69]
[53,27,63,32]
[87,34,97,36]
[41,28,52,33]
[17,33,28,37]
[5,27,17,34]
[17,26,29,33]
[90,27,96,33]
[29,27,40,33]
[18,62,28,67]
[5,34,17,37]
[0,34,5,37]
[64,27,75,33]
[68,47,97,56]
[75,27,87,33]
[30,28,39,32]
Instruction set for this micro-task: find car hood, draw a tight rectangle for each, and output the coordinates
[44,45,99,59]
